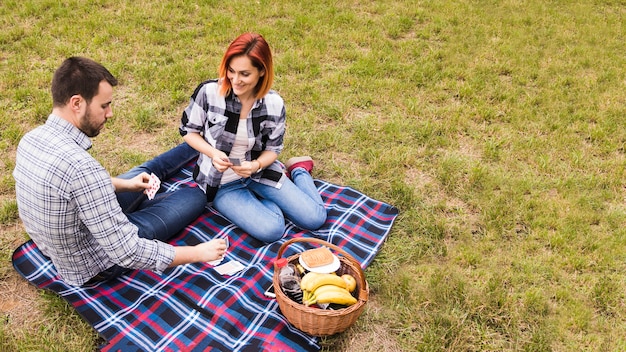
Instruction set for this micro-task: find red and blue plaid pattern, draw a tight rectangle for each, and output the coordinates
[12,164,398,351]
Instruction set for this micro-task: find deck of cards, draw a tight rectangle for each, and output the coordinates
[145,173,161,200]
[207,237,244,275]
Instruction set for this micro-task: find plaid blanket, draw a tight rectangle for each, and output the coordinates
[12,164,398,352]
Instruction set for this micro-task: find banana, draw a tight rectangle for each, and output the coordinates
[300,272,323,291]
[316,291,357,306]
[310,284,346,298]
[300,272,358,306]
[306,286,357,306]
[302,289,310,303]
[302,273,347,293]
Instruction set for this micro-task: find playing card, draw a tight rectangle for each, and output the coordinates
[214,260,245,276]
[207,258,223,266]
[145,173,161,200]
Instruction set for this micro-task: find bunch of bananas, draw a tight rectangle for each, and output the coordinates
[300,272,358,307]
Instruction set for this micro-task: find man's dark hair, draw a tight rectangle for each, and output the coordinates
[51,57,118,107]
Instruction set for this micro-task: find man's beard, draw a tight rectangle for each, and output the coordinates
[79,108,104,137]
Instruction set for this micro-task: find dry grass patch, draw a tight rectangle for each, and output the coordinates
[318,294,402,352]
[0,224,43,338]
[0,265,43,333]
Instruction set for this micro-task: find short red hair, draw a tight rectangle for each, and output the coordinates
[218,33,274,99]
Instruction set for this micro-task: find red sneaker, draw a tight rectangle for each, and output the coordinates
[285,156,314,178]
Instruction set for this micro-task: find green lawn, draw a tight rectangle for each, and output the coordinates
[1,1,625,351]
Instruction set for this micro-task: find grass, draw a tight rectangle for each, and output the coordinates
[1,0,626,351]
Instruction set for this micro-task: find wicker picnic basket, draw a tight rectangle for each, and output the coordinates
[273,237,369,336]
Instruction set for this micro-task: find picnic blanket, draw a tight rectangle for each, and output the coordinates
[12,162,399,352]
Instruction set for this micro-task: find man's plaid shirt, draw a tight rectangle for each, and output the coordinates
[13,115,174,286]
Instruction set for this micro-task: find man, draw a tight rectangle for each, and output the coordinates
[13,57,226,287]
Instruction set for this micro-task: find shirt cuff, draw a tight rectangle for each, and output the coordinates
[154,242,176,273]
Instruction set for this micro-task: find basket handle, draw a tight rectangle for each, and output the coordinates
[276,237,368,300]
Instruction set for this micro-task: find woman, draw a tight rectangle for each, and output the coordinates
[179,33,327,242]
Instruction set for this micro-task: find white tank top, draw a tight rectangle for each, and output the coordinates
[221,120,251,184]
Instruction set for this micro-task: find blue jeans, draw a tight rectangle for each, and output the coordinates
[213,167,327,243]
[87,143,206,283]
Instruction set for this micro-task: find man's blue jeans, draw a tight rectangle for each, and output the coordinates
[213,167,327,243]
[87,143,206,283]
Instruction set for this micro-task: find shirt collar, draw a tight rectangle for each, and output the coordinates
[229,90,264,108]
[46,114,93,150]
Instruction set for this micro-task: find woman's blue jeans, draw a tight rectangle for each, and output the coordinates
[213,167,327,243]
[88,143,206,283]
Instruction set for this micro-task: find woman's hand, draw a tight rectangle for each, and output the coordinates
[211,151,232,172]
[183,132,232,173]
[231,160,259,178]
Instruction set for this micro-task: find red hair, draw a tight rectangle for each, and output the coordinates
[219,33,274,99]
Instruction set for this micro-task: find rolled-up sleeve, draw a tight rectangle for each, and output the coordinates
[260,92,286,155]
[180,81,210,137]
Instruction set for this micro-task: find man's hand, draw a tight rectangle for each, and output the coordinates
[111,173,152,193]
[170,238,228,266]
[195,239,228,262]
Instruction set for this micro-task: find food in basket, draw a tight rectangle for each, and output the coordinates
[300,247,335,268]
[304,284,356,306]
[341,274,357,293]
[275,238,368,336]
[300,272,347,292]
[276,258,303,303]
[300,272,357,307]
